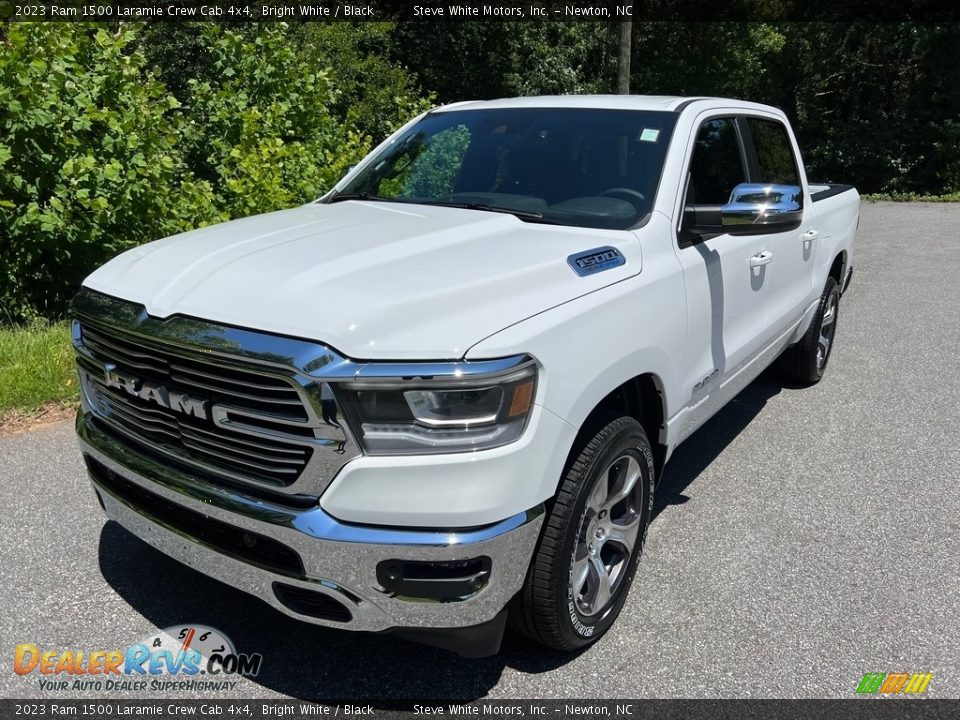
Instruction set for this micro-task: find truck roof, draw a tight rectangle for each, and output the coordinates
[436,95,780,115]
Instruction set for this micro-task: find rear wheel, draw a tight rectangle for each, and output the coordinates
[511,416,654,650]
[781,276,840,385]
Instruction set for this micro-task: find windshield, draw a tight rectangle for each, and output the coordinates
[335,107,678,230]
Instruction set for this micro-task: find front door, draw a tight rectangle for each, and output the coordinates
[675,116,772,428]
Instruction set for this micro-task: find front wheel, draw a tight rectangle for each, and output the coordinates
[510,416,654,650]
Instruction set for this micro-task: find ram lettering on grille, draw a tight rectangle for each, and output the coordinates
[103,365,210,420]
[74,318,318,489]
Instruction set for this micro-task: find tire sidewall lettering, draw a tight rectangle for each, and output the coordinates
[565,436,655,637]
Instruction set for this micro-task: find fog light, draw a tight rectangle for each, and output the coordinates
[376,557,492,601]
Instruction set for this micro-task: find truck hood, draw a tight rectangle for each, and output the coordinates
[83,201,640,359]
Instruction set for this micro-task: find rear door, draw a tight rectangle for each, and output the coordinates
[741,116,818,339]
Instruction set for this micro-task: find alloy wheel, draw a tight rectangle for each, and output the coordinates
[817,292,838,369]
[570,453,645,617]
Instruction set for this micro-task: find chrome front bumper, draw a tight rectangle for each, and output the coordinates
[78,412,543,633]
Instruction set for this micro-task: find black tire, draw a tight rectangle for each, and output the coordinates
[510,416,654,650]
[781,276,840,385]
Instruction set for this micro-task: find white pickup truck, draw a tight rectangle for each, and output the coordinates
[73,96,858,657]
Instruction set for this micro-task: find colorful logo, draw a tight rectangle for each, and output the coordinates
[14,625,262,691]
[856,672,933,696]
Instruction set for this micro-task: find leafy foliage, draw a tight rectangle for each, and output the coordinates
[630,23,787,101]
[789,23,960,194]
[177,26,370,218]
[0,23,424,321]
[389,23,517,103]
[501,24,616,97]
[2,20,958,325]
[389,23,615,100]
[286,22,433,142]
[392,22,960,196]
[0,24,217,321]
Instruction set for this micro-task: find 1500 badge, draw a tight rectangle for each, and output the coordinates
[567,246,626,277]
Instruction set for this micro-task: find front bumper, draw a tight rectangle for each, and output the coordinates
[78,412,543,633]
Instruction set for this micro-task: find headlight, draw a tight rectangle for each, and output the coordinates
[334,363,537,455]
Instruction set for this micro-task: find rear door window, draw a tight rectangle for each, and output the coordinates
[746,118,801,186]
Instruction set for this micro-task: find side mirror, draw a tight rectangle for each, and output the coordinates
[720,183,802,233]
[340,163,357,179]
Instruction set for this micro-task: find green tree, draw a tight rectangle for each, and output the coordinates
[630,23,787,101]
[389,23,517,102]
[388,23,615,101]
[0,23,415,321]
[177,25,371,218]
[0,24,216,321]
[502,24,616,96]
[790,23,960,194]
[140,22,431,145]
[287,22,432,143]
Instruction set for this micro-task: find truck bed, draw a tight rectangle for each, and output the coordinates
[810,184,856,202]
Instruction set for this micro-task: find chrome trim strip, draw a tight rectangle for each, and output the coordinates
[79,412,543,631]
[350,356,534,383]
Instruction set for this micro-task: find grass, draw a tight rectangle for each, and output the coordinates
[0,321,77,417]
[863,192,960,202]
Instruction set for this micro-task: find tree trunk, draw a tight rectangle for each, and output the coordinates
[617,18,632,94]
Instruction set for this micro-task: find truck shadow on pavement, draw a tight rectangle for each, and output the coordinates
[651,368,783,521]
[99,519,570,701]
[98,370,784,701]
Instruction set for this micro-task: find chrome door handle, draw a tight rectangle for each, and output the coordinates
[801,229,819,249]
[750,251,773,276]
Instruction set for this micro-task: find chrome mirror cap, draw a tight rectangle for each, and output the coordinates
[722,183,802,231]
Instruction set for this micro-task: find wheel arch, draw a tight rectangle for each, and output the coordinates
[829,250,847,286]
[560,372,668,486]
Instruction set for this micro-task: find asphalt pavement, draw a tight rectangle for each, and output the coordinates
[1,202,958,701]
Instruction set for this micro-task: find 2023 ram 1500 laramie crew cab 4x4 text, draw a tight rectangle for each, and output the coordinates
[72,96,859,656]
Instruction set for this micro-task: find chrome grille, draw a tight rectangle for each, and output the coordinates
[75,321,314,487]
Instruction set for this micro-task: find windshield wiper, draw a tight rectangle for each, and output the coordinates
[327,192,389,204]
[418,200,545,221]
[328,195,548,222]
